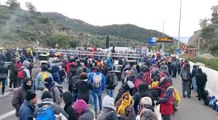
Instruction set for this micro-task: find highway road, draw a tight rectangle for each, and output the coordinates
[0,75,218,120]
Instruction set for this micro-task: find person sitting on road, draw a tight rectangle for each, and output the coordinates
[12,78,33,117]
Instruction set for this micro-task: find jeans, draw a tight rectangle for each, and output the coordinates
[107,89,113,98]
[182,81,191,97]
[192,77,197,92]
[0,78,6,94]
[92,91,102,112]
[162,115,171,120]
[88,90,93,104]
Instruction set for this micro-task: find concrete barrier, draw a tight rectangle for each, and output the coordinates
[190,62,218,98]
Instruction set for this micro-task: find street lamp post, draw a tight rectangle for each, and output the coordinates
[178,0,182,49]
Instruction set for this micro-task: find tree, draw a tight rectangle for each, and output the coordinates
[106,35,109,48]
[25,2,36,13]
[199,18,209,29]
[5,0,20,9]
[48,32,71,48]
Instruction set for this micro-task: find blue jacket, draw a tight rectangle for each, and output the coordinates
[51,66,60,84]
[19,100,35,120]
[106,58,113,68]
[88,72,106,93]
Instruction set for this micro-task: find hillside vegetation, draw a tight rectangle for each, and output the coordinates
[0,2,173,50]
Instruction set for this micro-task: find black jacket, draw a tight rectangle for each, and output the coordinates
[61,92,77,120]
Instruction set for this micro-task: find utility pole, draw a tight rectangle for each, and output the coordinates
[162,20,165,52]
[178,0,182,49]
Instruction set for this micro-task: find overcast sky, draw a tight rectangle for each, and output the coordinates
[2,0,218,39]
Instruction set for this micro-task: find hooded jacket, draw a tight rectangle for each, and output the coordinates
[115,81,134,103]
[159,79,174,115]
[69,68,83,93]
[133,83,154,114]
[196,69,207,87]
[19,100,35,120]
[45,81,62,105]
[37,98,69,119]
[72,99,94,120]
[12,78,32,117]
[61,92,77,120]
[88,72,106,93]
[51,65,60,84]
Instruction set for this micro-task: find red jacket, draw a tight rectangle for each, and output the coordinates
[159,82,174,115]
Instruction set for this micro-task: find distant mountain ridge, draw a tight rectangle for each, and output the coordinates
[0,5,171,48]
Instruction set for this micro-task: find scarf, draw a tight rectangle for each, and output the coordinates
[117,92,132,115]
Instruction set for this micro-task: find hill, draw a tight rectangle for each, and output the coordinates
[188,5,218,56]
[0,4,171,49]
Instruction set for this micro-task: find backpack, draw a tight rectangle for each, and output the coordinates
[92,73,102,88]
[182,70,190,81]
[107,73,118,89]
[134,78,143,89]
[18,69,26,79]
[36,106,55,120]
[42,72,49,82]
[167,86,181,106]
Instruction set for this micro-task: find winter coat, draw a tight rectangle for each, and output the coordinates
[0,64,8,79]
[19,100,35,120]
[133,91,154,114]
[159,82,174,115]
[34,72,53,90]
[31,65,41,81]
[196,71,207,88]
[12,86,28,117]
[37,98,68,119]
[75,80,92,103]
[97,107,118,120]
[61,92,77,120]
[88,72,106,93]
[79,109,94,120]
[69,69,83,93]
[115,84,132,103]
[49,82,62,105]
[9,62,18,82]
[115,100,135,120]
[51,65,60,84]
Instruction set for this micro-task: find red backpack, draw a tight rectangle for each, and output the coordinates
[134,78,143,89]
[18,69,26,79]
[143,72,151,85]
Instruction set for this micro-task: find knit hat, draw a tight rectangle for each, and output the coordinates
[41,91,52,100]
[127,81,134,89]
[44,77,53,83]
[26,91,36,101]
[140,97,152,106]
[72,99,88,114]
[102,95,116,110]
[23,60,30,68]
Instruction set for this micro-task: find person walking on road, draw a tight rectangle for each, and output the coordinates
[88,67,106,113]
[196,68,207,101]
[181,65,192,98]
[0,61,8,95]
[19,91,37,120]
[12,78,33,117]
[9,58,18,89]
[158,77,174,120]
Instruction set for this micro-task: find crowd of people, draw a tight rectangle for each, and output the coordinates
[0,48,209,120]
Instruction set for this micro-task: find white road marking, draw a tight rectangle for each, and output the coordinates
[0,110,15,120]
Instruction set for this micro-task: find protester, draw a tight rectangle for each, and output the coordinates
[17,60,31,86]
[97,95,118,120]
[44,77,62,105]
[61,91,77,120]
[196,68,207,101]
[9,58,18,89]
[37,91,68,119]
[12,78,33,117]
[72,99,94,120]
[19,91,37,120]
[0,61,8,95]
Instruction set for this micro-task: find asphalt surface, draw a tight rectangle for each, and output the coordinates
[0,75,218,120]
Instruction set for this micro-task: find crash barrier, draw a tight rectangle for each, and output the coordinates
[189,62,218,98]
